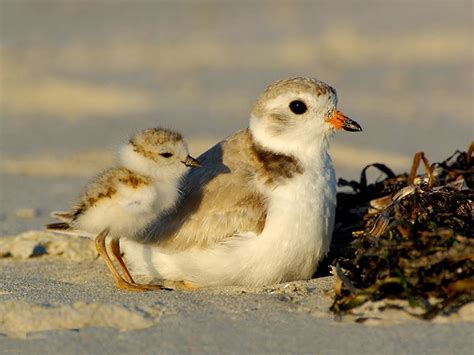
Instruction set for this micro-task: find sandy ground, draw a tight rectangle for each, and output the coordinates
[0,232,473,353]
[1,1,473,353]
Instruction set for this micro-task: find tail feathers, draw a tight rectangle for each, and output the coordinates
[50,211,75,223]
[45,222,95,239]
[46,222,71,230]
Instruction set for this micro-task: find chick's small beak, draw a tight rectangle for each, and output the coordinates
[327,111,362,132]
[183,155,202,168]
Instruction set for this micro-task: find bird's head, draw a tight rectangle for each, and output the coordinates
[250,77,362,159]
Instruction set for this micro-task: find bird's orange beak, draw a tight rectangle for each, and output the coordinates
[326,111,362,132]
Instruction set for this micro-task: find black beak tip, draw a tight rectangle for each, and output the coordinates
[347,125,363,132]
[342,119,363,132]
[183,156,202,168]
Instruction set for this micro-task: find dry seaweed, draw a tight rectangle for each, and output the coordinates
[329,142,474,319]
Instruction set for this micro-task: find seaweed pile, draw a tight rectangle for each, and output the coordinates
[330,143,473,319]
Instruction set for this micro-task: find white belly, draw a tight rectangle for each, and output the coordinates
[255,164,336,283]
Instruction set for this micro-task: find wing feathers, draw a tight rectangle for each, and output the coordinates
[46,222,71,230]
[45,222,95,238]
[146,130,268,249]
[50,211,75,223]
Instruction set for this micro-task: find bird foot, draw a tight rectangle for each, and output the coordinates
[113,278,167,292]
[154,279,199,291]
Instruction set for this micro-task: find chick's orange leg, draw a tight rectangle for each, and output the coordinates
[95,229,163,292]
[108,238,165,291]
[109,238,135,284]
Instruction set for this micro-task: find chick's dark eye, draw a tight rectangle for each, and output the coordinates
[289,100,307,115]
[160,153,173,158]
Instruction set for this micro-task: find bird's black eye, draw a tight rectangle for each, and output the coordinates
[160,153,173,158]
[289,100,307,115]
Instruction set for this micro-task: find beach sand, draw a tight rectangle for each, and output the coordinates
[1,1,473,352]
[0,230,473,352]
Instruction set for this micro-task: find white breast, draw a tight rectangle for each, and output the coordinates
[256,152,336,282]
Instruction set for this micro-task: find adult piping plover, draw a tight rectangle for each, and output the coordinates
[121,77,362,290]
[46,128,201,291]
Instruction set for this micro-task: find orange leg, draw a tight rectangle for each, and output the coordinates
[94,229,163,292]
[109,238,135,284]
[109,238,165,290]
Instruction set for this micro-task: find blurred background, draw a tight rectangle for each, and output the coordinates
[0,0,472,233]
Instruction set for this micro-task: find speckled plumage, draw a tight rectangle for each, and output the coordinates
[47,127,198,241]
[71,168,152,219]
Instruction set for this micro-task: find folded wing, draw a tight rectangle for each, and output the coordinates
[145,130,268,249]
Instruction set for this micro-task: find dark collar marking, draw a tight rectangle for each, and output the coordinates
[250,139,304,185]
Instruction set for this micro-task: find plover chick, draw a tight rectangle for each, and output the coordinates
[47,127,201,291]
